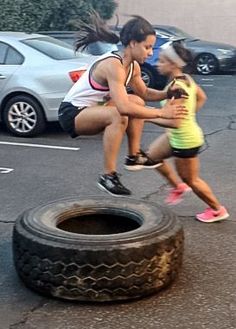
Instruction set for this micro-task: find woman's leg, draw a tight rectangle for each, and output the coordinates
[148,133,181,188]
[147,134,191,204]
[126,95,145,155]
[125,95,168,170]
[74,105,128,174]
[105,95,145,156]
[126,118,145,155]
[174,156,221,210]
[175,156,229,222]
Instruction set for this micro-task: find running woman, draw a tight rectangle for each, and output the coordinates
[58,13,187,197]
[146,41,229,223]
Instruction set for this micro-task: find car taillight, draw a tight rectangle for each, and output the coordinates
[69,70,86,83]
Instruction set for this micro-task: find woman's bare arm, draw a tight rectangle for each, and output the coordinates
[128,62,167,101]
[105,59,187,120]
[145,116,180,128]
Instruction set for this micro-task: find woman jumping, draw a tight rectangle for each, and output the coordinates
[58,13,187,197]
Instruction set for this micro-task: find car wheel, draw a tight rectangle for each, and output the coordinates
[3,95,46,137]
[13,197,184,302]
[141,66,156,88]
[195,53,219,75]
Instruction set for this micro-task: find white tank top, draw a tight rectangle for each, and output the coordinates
[63,51,134,107]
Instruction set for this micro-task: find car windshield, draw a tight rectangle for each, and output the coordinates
[22,37,79,60]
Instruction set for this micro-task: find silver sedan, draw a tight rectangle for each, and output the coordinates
[0,32,93,137]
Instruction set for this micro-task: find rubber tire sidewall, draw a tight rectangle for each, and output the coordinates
[13,197,184,302]
[3,95,46,137]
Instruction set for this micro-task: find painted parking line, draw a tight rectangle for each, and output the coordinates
[0,167,14,174]
[0,141,79,151]
[197,78,214,87]
[200,84,214,87]
[201,78,214,81]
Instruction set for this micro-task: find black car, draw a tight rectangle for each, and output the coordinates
[154,25,236,75]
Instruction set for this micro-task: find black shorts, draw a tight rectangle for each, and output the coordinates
[58,102,86,138]
[171,146,202,158]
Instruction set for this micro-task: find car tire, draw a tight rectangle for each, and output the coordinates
[195,53,219,75]
[3,95,46,137]
[13,197,184,302]
[141,65,156,88]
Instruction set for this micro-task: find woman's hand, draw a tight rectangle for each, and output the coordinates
[159,97,188,119]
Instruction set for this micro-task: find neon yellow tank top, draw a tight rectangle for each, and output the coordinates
[168,75,204,149]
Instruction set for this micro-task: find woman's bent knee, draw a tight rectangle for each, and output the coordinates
[110,109,128,127]
[128,94,145,106]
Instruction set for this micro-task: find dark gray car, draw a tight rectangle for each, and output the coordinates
[154,25,236,75]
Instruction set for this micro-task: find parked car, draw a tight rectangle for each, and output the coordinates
[38,31,118,55]
[154,25,236,75]
[0,32,91,137]
[39,30,169,89]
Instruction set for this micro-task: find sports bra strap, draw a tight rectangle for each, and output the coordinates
[125,62,134,86]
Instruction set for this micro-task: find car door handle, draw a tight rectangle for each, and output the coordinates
[0,74,6,79]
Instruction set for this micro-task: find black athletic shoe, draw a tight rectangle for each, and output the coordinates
[97,172,131,196]
[125,150,163,171]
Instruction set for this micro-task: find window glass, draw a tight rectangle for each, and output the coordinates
[22,37,78,60]
[0,42,8,64]
[5,47,24,65]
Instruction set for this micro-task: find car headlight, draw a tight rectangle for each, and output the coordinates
[217,48,235,56]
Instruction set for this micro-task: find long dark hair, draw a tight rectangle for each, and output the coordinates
[74,12,156,51]
[75,11,119,51]
[120,15,156,46]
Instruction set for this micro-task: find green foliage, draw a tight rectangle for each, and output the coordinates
[0,0,117,32]
[90,0,117,20]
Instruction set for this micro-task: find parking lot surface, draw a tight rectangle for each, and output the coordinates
[0,74,236,329]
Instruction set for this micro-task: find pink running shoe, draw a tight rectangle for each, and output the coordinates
[165,183,191,205]
[196,206,229,223]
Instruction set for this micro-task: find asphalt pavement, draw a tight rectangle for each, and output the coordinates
[0,74,236,329]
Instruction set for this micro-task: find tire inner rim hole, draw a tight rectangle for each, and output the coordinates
[57,212,142,235]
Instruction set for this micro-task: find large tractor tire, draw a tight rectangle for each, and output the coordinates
[13,197,184,302]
